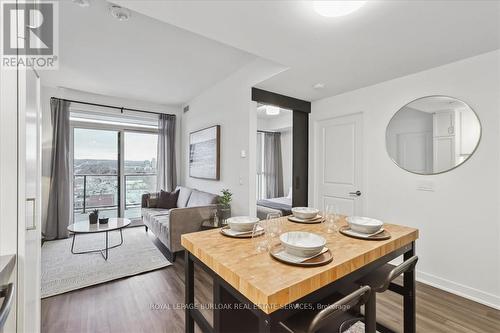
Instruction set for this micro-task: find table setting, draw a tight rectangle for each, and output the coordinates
[216,204,391,267]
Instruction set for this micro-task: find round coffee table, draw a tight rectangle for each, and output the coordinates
[67,218,131,260]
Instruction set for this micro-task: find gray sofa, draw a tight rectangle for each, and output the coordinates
[141,186,219,261]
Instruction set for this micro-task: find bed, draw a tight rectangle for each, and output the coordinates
[256,196,292,220]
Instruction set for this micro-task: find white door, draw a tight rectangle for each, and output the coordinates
[396,132,432,174]
[315,113,363,216]
[17,67,42,333]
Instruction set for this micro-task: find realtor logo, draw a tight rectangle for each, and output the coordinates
[1,1,58,69]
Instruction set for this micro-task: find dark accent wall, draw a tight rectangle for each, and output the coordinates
[251,88,310,207]
[292,111,309,207]
[252,88,311,113]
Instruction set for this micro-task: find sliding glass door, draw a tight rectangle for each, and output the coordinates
[73,128,119,222]
[72,126,158,223]
[123,132,158,219]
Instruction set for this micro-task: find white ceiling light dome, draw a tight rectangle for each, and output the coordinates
[313,1,366,17]
[109,5,131,21]
[257,105,281,116]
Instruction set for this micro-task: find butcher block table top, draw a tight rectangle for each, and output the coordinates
[181,216,418,314]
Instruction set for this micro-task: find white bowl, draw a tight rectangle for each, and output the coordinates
[346,216,383,234]
[292,207,320,220]
[226,216,260,232]
[280,231,326,258]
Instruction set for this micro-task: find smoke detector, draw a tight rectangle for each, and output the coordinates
[109,5,131,21]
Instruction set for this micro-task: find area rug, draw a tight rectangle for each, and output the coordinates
[41,227,171,298]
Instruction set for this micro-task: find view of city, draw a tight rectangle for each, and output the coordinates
[73,128,158,221]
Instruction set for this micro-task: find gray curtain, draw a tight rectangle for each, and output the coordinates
[264,132,284,198]
[45,99,71,240]
[157,114,177,192]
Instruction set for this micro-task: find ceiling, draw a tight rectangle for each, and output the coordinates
[40,0,256,105]
[115,0,500,101]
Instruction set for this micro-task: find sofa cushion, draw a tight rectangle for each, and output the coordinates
[186,189,218,207]
[176,186,193,208]
[149,214,171,247]
[158,189,179,209]
[142,208,169,228]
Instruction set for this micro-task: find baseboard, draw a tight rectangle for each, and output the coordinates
[417,270,500,310]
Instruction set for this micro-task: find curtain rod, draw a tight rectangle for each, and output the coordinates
[50,97,175,117]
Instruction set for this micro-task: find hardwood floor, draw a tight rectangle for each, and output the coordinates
[41,235,500,333]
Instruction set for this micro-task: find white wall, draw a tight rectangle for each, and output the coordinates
[310,50,500,309]
[40,86,182,229]
[0,65,19,333]
[181,58,286,215]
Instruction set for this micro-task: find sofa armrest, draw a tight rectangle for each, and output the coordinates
[169,205,216,252]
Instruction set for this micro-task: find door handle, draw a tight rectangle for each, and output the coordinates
[0,283,14,329]
[349,191,362,197]
[26,198,36,230]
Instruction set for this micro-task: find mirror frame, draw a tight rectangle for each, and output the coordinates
[386,95,482,175]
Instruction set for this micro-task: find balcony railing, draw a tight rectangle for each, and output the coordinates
[73,173,157,218]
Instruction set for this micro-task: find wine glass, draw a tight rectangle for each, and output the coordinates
[266,212,282,235]
[324,204,339,233]
[252,220,269,253]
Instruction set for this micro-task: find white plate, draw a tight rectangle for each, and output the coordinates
[287,215,325,224]
[346,216,383,234]
[220,226,264,238]
[280,231,326,257]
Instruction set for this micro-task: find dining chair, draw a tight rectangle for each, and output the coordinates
[356,256,419,332]
[278,286,372,333]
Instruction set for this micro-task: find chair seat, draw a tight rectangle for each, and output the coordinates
[282,309,361,333]
[280,293,363,333]
[356,263,396,292]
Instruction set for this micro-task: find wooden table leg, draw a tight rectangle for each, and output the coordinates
[185,251,194,333]
[403,242,416,333]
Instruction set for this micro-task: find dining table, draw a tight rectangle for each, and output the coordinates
[181,216,419,333]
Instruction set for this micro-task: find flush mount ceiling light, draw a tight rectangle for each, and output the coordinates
[258,105,281,116]
[73,0,90,7]
[313,1,366,17]
[313,83,325,89]
[109,5,131,21]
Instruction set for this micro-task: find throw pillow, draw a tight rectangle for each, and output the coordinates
[146,197,158,208]
[157,189,179,209]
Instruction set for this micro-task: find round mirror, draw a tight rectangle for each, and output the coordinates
[386,96,481,175]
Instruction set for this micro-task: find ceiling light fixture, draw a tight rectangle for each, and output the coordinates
[258,105,281,116]
[265,106,280,116]
[73,0,90,7]
[313,83,325,89]
[313,1,366,17]
[109,5,131,21]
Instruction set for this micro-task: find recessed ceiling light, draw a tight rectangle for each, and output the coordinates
[313,83,325,89]
[313,1,366,17]
[73,0,90,7]
[109,5,131,21]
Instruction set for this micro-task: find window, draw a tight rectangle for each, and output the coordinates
[124,132,158,219]
[73,128,119,222]
[71,107,159,222]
